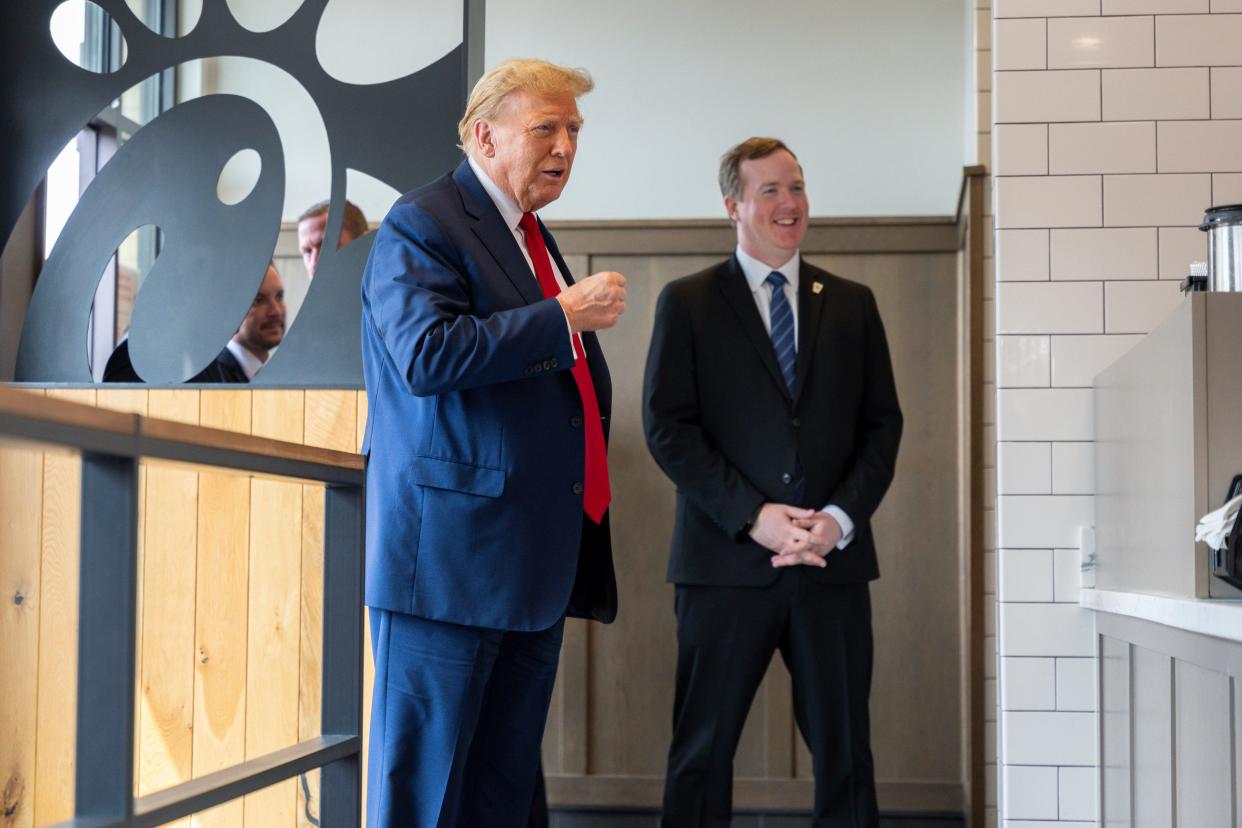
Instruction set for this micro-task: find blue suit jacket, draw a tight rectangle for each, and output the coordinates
[361,161,617,631]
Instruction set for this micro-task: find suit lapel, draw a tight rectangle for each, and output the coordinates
[794,261,829,403]
[716,257,791,401]
[452,161,545,306]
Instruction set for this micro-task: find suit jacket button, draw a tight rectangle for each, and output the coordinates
[543,359,553,370]
[572,482,584,495]
[534,363,543,373]
[782,472,793,484]
[551,358,559,368]
[571,415,583,427]
[792,417,801,428]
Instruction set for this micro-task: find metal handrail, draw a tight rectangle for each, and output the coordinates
[0,388,365,828]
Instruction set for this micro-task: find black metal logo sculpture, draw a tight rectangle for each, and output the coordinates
[2,0,479,386]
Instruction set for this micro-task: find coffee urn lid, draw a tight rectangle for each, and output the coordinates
[1199,203,1242,231]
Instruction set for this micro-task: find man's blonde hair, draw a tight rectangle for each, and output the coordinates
[458,58,594,154]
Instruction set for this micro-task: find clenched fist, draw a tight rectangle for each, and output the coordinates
[557,271,627,332]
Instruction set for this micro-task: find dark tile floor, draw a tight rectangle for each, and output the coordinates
[549,810,965,827]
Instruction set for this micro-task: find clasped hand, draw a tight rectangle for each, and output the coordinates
[747,503,843,568]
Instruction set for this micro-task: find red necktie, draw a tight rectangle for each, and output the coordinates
[518,212,611,523]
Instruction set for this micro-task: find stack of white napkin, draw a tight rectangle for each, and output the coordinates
[1195,493,1242,550]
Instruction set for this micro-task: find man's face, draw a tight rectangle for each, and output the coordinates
[235,266,286,357]
[478,90,581,213]
[725,150,808,267]
[297,213,357,279]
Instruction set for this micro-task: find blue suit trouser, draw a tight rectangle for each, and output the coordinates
[366,608,564,827]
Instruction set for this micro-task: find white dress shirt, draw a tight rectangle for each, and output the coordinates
[225,338,266,381]
[734,245,855,550]
[467,156,576,348]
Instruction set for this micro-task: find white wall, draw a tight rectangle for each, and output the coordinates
[487,0,968,220]
[204,0,967,221]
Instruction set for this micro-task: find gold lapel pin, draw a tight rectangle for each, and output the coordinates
[812,281,824,295]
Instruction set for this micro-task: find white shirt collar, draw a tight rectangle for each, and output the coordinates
[226,338,266,381]
[468,155,527,232]
[735,245,800,295]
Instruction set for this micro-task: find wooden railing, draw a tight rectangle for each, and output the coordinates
[0,387,365,827]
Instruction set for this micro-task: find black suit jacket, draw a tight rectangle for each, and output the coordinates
[103,339,250,383]
[642,256,902,587]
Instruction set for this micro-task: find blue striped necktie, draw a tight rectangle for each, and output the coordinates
[765,271,797,395]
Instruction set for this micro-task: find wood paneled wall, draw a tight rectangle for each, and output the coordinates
[0,388,367,827]
[2,214,971,823]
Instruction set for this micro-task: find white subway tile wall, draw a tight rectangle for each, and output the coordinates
[1210,67,1242,118]
[1051,442,1095,494]
[1049,334,1143,386]
[1001,549,1056,601]
[1053,548,1084,602]
[995,124,1049,175]
[1047,16,1154,69]
[997,336,1051,387]
[1003,765,1059,819]
[1214,172,1242,203]
[1103,0,1207,12]
[1002,657,1058,710]
[995,18,1048,70]
[994,71,1102,123]
[1048,122,1156,175]
[1001,711,1096,764]
[1157,226,1207,277]
[996,229,1051,280]
[996,175,1104,228]
[1101,67,1210,121]
[1102,173,1210,226]
[1049,227,1157,279]
[1055,658,1097,711]
[1155,14,1242,66]
[1103,279,1182,332]
[991,0,1242,822]
[1157,120,1242,173]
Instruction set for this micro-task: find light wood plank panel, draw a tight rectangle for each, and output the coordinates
[297,390,356,826]
[251,390,305,443]
[243,477,302,827]
[193,392,251,828]
[354,391,372,821]
[93,389,148,799]
[137,393,199,826]
[245,391,304,826]
[199,390,253,435]
[0,391,44,828]
[33,389,93,825]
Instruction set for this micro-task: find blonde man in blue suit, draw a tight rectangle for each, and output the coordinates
[360,59,627,826]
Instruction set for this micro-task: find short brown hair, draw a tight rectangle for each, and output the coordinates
[718,137,798,201]
[297,199,369,241]
[458,58,594,154]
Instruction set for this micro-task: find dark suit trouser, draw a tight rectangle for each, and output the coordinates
[367,608,563,828]
[661,572,877,828]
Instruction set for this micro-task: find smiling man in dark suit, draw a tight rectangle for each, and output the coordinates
[643,137,903,827]
[360,58,626,827]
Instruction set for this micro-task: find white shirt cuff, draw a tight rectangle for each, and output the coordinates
[558,301,579,360]
[821,505,855,550]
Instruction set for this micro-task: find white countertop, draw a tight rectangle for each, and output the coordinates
[1082,588,1242,644]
